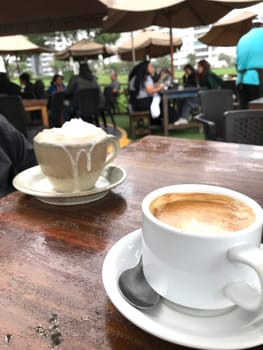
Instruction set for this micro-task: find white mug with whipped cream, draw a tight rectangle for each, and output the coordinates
[34,119,119,193]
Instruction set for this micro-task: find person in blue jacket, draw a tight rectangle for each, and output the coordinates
[236,14,263,109]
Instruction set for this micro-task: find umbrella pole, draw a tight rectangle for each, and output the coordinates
[16,55,21,74]
[131,31,136,64]
[169,25,174,81]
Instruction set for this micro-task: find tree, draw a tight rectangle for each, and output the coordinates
[186,53,196,67]
[93,30,120,45]
[154,56,170,70]
[218,53,233,67]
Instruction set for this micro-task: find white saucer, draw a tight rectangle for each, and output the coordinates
[102,229,263,350]
[13,164,126,206]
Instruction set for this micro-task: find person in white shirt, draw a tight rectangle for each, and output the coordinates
[128,60,166,119]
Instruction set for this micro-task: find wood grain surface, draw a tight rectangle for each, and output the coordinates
[0,136,263,350]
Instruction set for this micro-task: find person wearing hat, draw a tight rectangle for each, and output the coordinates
[236,14,263,109]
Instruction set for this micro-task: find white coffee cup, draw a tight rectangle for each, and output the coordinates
[142,184,263,313]
[34,119,119,193]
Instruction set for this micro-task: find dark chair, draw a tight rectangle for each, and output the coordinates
[77,88,102,127]
[194,89,234,140]
[224,109,263,145]
[49,92,65,127]
[102,86,117,128]
[0,94,28,137]
[127,89,151,139]
[34,80,48,99]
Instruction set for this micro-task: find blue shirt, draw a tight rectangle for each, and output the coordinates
[236,27,263,85]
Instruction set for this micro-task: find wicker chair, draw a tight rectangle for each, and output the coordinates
[194,89,234,141]
[224,109,263,145]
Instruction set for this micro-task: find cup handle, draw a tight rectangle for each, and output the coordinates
[224,244,263,311]
[105,135,120,166]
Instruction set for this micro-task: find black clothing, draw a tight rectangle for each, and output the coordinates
[238,84,260,109]
[183,72,197,88]
[199,71,222,89]
[0,114,36,197]
[0,80,21,95]
[132,96,153,112]
[21,82,36,99]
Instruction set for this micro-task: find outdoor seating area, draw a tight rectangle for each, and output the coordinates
[1,1,263,350]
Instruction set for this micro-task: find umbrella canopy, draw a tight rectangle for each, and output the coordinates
[0,35,55,54]
[104,0,261,78]
[198,11,256,46]
[118,29,182,61]
[55,39,116,60]
[0,0,107,35]
[104,0,261,32]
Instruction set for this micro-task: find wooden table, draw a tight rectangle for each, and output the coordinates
[23,99,49,127]
[0,136,263,350]
[162,87,199,136]
[248,97,263,110]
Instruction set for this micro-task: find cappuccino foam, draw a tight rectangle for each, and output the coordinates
[34,119,106,144]
[150,193,255,234]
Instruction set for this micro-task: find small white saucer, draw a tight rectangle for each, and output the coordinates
[102,229,263,350]
[13,164,126,206]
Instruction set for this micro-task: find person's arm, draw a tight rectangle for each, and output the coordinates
[145,76,166,95]
[111,80,120,94]
[0,114,36,177]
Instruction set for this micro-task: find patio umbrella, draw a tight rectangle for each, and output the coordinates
[118,29,182,61]
[103,0,261,78]
[198,11,256,46]
[55,39,116,60]
[0,34,55,73]
[0,35,55,55]
[0,0,107,35]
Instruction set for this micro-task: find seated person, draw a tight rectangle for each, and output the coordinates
[128,60,166,123]
[34,79,48,99]
[107,70,120,113]
[20,72,36,99]
[48,74,65,96]
[174,64,199,126]
[0,114,37,197]
[0,72,21,95]
[65,62,104,116]
[154,68,172,86]
[109,70,120,96]
[47,74,66,119]
[197,59,222,89]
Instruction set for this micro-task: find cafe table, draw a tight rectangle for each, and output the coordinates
[0,136,263,350]
[162,87,199,136]
[248,97,263,110]
[22,99,49,127]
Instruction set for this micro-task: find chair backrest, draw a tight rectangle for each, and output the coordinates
[199,89,234,139]
[0,94,28,137]
[104,86,116,107]
[77,88,100,117]
[49,92,64,127]
[224,109,263,145]
[34,79,48,99]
